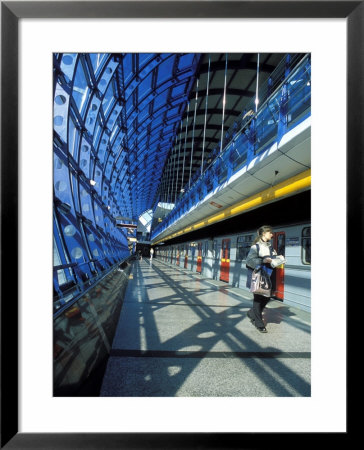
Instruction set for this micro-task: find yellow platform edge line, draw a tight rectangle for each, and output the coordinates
[154,169,311,245]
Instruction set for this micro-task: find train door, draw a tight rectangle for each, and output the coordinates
[220,239,231,282]
[203,241,209,276]
[273,231,285,300]
[212,240,219,279]
[184,245,188,268]
[196,242,202,273]
[190,244,195,271]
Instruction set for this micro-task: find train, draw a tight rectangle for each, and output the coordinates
[154,222,311,312]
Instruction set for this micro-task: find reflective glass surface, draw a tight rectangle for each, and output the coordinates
[151,55,311,241]
[53,53,201,307]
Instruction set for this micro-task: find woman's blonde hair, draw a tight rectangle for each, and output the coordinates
[253,225,273,244]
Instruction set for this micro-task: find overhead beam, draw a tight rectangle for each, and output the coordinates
[189,87,255,98]
[198,59,277,75]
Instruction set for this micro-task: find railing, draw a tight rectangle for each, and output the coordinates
[53,254,132,316]
[54,255,132,396]
[151,54,311,241]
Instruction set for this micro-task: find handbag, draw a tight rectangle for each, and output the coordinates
[250,266,272,297]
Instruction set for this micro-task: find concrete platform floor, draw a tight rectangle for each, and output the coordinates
[100,259,311,397]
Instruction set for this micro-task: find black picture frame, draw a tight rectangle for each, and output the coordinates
[1,1,357,448]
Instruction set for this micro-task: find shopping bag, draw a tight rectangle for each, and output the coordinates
[250,267,272,297]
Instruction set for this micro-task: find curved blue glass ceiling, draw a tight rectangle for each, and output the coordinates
[53,52,301,308]
[54,53,201,218]
[53,53,201,305]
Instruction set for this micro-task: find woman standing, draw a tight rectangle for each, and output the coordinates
[246,225,282,333]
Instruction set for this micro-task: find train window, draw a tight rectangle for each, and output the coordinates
[236,234,254,261]
[301,227,311,265]
[213,240,218,259]
[276,232,285,256]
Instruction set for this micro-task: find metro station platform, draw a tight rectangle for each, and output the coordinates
[100,258,311,397]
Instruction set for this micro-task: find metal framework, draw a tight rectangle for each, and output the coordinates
[53,52,303,308]
[53,53,200,309]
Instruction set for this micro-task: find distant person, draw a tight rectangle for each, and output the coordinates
[138,250,142,261]
[246,225,285,333]
[150,248,154,265]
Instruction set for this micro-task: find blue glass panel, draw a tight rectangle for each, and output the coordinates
[126,95,134,116]
[98,131,109,165]
[60,53,77,81]
[83,223,107,269]
[115,152,126,171]
[97,58,118,95]
[93,120,102,148]
[123,53,134,86]
[54,83,69,143]
[53,218,69,268]
[138,73,152,100]
[157,57,174,85]
[110,124,119,144]
[255,107,277,152]
[286,63,311,130]
[68,115,80,158]
[139,53,154,68]
[72,60,90,115]
[153,89,168,111]
[163,124,175,136]
[89,53,108,76]
[111,128,124,147]
[178,53,195,71]
[69,173,80,215]
[56,210,88,268]
[149,129,162,148]
[171,96,187,109]
[94,200,105,228]
[166,106,179,119]
[111,168,118,185]
[85,94,101,134]
[138,104,149,124]
[102,181,110,205]
[136,94,150,117]
[80,188,95,225]
[102,80,116,115]
[93,164,103,195]
[171,83,185,98]
[56,52,204,263]
[107,104,122,131]
[127,110,138,128]
[54,152,72,207]
[138,128,148,144]
[105,154,114,180]
[79,137,91,178]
